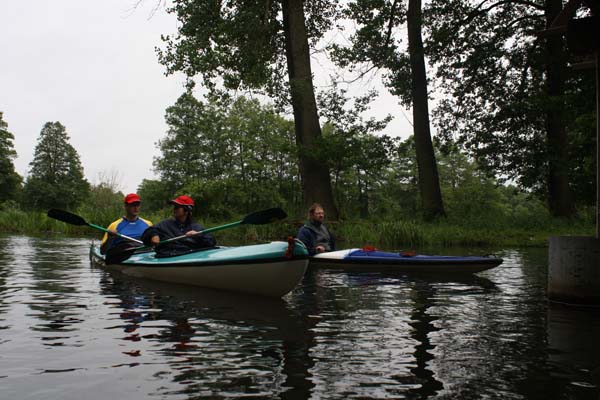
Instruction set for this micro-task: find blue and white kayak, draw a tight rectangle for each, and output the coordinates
[310,248,502,273]
[90,240,309,297]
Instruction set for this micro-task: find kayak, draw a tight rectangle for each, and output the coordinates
[89,240,309,297]
[309,248,503,273]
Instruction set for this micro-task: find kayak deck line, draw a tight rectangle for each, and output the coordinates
[100,254,309,268]
[94,257,309,268]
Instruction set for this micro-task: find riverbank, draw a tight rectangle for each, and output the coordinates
[0,208,594,248]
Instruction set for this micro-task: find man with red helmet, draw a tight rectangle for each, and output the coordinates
[100,193,152,254]
[141,195,216,257]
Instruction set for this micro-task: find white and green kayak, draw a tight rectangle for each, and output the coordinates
[89,240,309,297]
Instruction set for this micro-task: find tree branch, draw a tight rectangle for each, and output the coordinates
[507,13,544,28]
[462,0,545,26]
[384,0,401,49]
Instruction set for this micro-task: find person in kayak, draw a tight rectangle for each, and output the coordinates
[141,195,216,257]
[297,203,336,255]
[100,193,153,254]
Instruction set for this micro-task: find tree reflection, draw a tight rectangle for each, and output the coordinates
[23,237,89,341]
[304,268,499,399]
[0,235,18,324]
[98,272,316,399]
[407,279,444,398]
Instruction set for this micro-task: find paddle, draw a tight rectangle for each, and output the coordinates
[160,207,288,244]
[105,207,288,264]
[47,208,143,244]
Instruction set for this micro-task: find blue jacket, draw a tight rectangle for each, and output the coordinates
[100,216,152,254]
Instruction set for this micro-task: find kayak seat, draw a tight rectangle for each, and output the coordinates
[155,246,220,259]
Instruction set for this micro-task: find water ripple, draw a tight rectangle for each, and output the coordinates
[1,237,599,399]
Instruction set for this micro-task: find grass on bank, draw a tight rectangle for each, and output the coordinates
[0,205,594,249]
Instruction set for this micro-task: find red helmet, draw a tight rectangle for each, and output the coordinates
[168,195,195,207]
[124,193,141,204]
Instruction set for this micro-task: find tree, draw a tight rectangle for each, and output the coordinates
[23,122,90,210]
[154,93,300,217]
[543,0,574,216]
[426,0,591,216]
[0,112,22,203]
[157,0,340,218]
[154,91,226,188]
[137,178,175,213]
[317,86,393,218]
[331,0,446,220]
[407,0,446,219]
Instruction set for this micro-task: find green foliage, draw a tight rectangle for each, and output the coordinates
[158,0,339,98]
[425,0,596,208]
[158,1,284,93]
[0,206,84,235]
[153,93,301,219]
[151,90,577,226]
[331,0,447,220]
[0,112,23,203]
[331,0,413,105]
[22,122,90,211]
[137,179,175,213]
[564,71,598,206]
[154,92,221,185]
[2,3,595,244]
[77,183,124,228]
[317,86,394,218]
[158,1,343,218]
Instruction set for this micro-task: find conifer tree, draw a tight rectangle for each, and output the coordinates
[0,112,22,203]
[23,122,90,210]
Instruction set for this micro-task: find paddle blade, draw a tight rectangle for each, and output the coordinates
[47,209,88,226]
[241,208,287,225]
[104,243,142,264]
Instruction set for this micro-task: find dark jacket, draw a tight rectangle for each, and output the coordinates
[297,220,336,256]
[141,217,216,257]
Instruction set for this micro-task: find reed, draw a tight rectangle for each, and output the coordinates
[331,215,594,249]
[0,207,594,248]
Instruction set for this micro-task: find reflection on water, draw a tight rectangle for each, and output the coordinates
[0,235,599,399]
[98,273,315,399]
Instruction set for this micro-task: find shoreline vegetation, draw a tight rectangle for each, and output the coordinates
[1,208,594,250]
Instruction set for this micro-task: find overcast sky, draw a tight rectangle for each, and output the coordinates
[1,1,411,195]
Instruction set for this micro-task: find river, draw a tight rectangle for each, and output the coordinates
[0,235,599,399]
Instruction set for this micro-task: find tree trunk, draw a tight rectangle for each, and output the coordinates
[282,0,339,219]
[544,0,576,217]
[407,0,446,220]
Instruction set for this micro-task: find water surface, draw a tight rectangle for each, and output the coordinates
[0,235,599,399]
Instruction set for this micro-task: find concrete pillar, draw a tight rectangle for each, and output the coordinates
[548,236,600,305]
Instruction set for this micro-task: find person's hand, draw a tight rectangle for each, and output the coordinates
[186,230,198,237]
[108,229,117,237]
[151,235,160,245]
[315,245,326,253]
